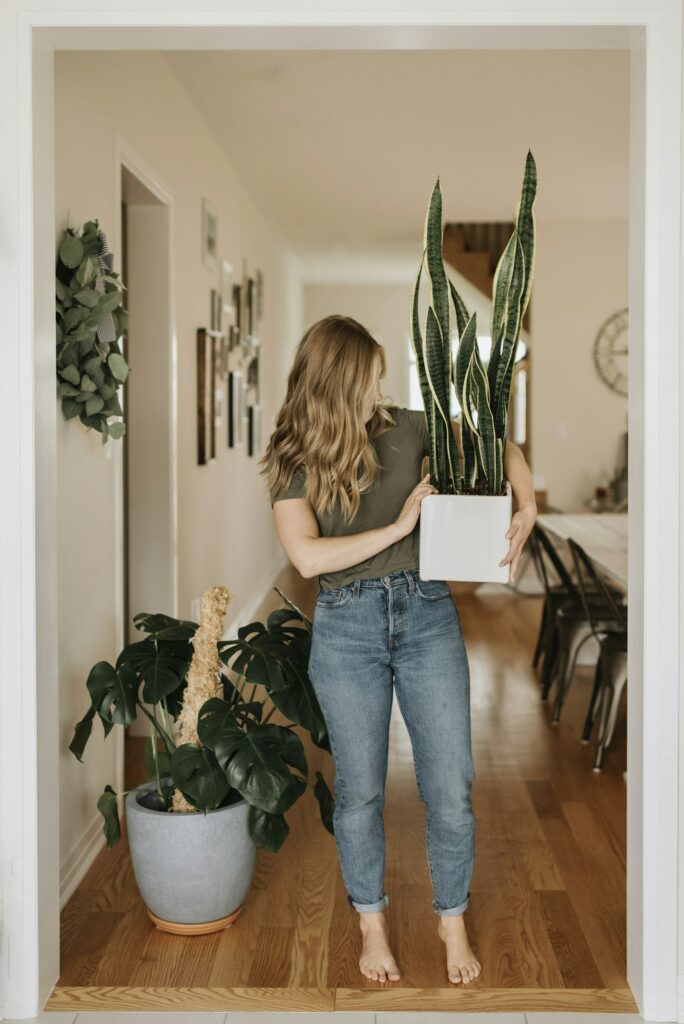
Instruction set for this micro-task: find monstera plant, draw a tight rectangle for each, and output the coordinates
[412,151,538,584]
[70,585,335,854]
[410,149,537,496]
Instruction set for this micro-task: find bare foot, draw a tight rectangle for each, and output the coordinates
[437,913,481,984]
[357,910,401,982]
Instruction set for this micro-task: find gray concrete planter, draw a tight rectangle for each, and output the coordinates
[125,777,257,934]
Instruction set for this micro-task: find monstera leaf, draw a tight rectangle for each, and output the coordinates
[219,610,326,742]
[169,743,232,810]
[197,697,307,814]
[247,805,290,852]
[86,659,137,728]
[119,631,193,704]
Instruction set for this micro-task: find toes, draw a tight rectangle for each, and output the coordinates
[448,966,462,983]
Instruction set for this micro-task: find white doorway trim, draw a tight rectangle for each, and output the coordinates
[1,4,680,1021]
[112,135,180,779]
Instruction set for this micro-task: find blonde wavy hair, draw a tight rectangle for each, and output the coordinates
[259,314,397,524]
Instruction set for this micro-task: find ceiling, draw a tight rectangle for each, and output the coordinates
[164,48,630,281]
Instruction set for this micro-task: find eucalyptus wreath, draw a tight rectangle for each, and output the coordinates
[55,217,129,442]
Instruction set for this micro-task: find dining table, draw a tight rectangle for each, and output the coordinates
[535,511,628,591]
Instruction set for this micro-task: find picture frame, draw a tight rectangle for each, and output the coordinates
[255,268,264,323]
[221,260,235,318]
[228,369,244,448]
[252,401,262,455]
[210,288,221,332]
[240,263,250,340]
[237,371,246,445]
[213,332,224,438]
[246,350,259,404]
[202,197,218,271]
[227,370,235,447]
[197,327,215,464]
[247,275,255,336]
[232,283,242,334]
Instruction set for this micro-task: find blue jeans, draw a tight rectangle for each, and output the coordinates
[307,567,476,916]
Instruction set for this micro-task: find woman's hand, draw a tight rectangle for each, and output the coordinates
[393,473,438,539]
[500,501,537,582]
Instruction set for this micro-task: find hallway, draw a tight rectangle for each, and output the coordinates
[46,565,634,1015]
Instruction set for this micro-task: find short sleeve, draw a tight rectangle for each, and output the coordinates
[402,407,430,455]
[270,464,308,506]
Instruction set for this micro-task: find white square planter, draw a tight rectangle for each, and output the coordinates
[419,480,512,584]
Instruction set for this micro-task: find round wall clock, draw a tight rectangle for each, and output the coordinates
[593,308,628,397]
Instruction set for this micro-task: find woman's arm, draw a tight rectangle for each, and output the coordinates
[503,440,536,512]
[274,500,401,579]
[273,474,437,579]
[501,440,537,581]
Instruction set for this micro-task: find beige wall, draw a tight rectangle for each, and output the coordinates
[532,218,629,511]
[303,283,413,408]
[55,50,303,887]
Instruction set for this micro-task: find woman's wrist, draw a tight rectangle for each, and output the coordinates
[386,521,406,544]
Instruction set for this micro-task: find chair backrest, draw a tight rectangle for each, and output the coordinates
[566,537,627,637]
[531,523,581,602]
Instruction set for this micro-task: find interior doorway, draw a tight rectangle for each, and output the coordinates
[118,153,178,657]
[3,10,681,1023]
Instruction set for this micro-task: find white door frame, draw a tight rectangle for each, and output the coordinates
[114,135,179,750]
[1,4,680,1020]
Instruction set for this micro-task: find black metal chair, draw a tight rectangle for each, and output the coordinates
[530,524,623,706]
[528,524,581,684]
[565,537,628,772]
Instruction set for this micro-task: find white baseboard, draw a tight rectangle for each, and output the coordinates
[60,809,108,908]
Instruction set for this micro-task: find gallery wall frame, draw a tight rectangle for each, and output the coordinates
[1,6,681,1022]
[202,195,218,271]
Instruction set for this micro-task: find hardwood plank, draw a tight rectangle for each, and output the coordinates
[335,986,637,1012]
[46,986,335,1012]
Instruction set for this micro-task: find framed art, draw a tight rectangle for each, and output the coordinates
[202,197,218,271]
[255,268,264,324]
[247,275,255,336]
[210,288,221,332]
[213,333,223,439]
[230,368,243,447]
[221,260,235,319]
[197,327,215,464]
[227,370,234,447]
[232,282,242,338]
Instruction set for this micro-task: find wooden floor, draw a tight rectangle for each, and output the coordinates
[47,563,636,1014]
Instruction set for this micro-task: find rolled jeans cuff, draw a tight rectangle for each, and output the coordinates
[348,892,390,913]
[433,891,470,916]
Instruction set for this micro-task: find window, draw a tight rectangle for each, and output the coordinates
[408,332,527,424]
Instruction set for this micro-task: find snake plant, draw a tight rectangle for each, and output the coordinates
[409,149,537,495]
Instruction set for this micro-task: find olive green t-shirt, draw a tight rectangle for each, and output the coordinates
[269,405,430,591]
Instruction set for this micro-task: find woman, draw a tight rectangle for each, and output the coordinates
[260,315,537,986]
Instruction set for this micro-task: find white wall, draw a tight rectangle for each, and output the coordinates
[532,217,629,511]
[55,50,303,891]
[303,282,413,407]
